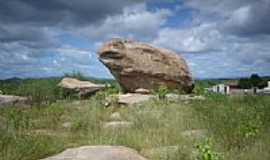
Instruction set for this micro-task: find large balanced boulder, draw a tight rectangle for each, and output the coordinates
[0,95,28,108]
[58,78,105,98]
[41,145,148,160]
[97,39,193,93]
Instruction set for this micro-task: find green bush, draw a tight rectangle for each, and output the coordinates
[196,138,223,160]
[238,74,268,89]
[153,85,169,100]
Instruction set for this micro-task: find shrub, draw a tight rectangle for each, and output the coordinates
[196,138,223,160]
[238,74,267,89]
[154,85,169,100]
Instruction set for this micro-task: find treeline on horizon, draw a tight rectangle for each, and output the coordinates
[238,74,269,89]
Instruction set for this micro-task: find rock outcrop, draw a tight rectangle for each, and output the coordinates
[118,93,154,106]
[97,39,193,93]
[58,78,105,98]
[41,145,148,160]
[0,95,28,108]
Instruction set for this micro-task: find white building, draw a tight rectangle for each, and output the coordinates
[261,81,270,94]
[207,84,230,95]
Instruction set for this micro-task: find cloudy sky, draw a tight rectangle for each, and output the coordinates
[0,0,270,79]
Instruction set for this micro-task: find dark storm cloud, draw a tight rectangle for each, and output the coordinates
[0,24,58,48]
[0,0,140,47]
[223,0,270,36]
[185,0,270,36]
[0,0,139,26]
[0,0,143,79]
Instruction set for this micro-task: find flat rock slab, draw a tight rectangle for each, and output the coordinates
[118,93,154,106]
[0,95,28,108]
[58,78,105,98]
[41,145,148,160]
[166,94,205,102]
[141,146,179,159]
[103,121,133,130]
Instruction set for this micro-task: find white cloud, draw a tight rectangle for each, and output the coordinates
[56,45,92,65]
[76,4,172,41]
[151,17,270,78]
[152,23,221,53]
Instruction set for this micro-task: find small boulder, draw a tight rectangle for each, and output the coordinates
[62,122,72,129]
[109,112,122,121]
[58,78,105,98]
[118,93,154,106]
[41,145,147,160]
[0,95,28,108]
[135,88,150,94]
[103,121,133,130]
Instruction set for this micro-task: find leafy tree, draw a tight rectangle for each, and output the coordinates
[238,74,266,89]
[250,74,262,87]
[257,80,268,89]
[238,78,252,89]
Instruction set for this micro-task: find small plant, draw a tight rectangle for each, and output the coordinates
[154,85,169,100]
[196,138,223,160]
[193,83,205,95]
[43,105,65,128]
[4,108,32,136]
[95,83,120,107]
[240,117,262,139]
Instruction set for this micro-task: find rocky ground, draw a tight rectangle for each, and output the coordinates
[1,90,270,160]
[0,95,209,160]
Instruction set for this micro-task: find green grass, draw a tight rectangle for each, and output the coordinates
[191,94,270,159]
[0,76,120,105]
[0,79,270,160]
[0,78,63,105]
